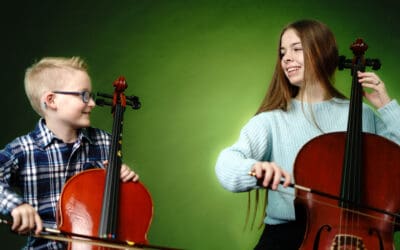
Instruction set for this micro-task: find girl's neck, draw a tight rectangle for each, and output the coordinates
[295,82,330,103]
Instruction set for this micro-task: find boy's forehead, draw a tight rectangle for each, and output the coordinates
[58,70,91,89]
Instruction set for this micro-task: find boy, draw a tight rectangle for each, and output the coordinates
[0,56,139,249]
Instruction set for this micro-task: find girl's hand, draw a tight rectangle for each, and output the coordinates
[358,71,391,109]
[250,161,291,190]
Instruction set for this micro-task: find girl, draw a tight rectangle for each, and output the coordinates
[215,19,400,249]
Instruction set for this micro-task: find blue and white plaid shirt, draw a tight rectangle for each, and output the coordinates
[0,118,111,249]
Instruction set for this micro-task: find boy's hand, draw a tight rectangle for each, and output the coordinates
[103,160,139,182]
[11,203,42,235]
[120,164,139,182]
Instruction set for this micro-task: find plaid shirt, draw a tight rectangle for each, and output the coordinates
[0,118,111,249]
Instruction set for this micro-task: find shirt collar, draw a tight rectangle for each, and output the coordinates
[31,118,94,148]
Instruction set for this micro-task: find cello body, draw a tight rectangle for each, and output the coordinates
[58,169,153,249]
[293,38,400,249]
[294,132,400,249]
[56,76,154,249]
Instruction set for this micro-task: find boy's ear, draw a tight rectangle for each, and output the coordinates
[42,92,56,109]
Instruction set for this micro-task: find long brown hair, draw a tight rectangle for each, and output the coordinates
[246,20,348,230]
[256,19,346,114]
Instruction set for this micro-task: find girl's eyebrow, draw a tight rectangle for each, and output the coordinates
[292,42,302,46]
[280,42,302,50]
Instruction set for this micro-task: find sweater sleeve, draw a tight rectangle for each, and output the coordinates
[215,115,271,192]
[376,99,400,145]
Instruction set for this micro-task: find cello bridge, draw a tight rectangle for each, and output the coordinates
[331,234,366,250]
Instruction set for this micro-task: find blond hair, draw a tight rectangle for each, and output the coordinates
[24,56,89,116]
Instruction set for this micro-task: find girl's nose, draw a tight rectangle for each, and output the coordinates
[282,52,293,63]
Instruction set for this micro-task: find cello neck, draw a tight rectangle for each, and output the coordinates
[340,47,364,208]
[98,77,128,239]
[339,39,380,208]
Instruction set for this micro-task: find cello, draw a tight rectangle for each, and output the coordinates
[293,39,400,249]
[57,76,153,249]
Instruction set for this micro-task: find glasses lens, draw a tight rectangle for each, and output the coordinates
[83,91,91,103]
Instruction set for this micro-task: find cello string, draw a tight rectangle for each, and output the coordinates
[99,90,127,238]
[348,59,365,248]
[343,64,357,245]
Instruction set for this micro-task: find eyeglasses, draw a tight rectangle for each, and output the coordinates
[52,90,94,103]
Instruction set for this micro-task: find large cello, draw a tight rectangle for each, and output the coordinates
[57,76,153,249]
[294,39,400,249]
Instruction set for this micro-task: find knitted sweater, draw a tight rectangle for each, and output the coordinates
[215,98,400,225]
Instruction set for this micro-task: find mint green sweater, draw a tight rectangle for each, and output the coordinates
[215,98,400,225]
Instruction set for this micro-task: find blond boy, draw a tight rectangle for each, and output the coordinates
[0,57,138,249]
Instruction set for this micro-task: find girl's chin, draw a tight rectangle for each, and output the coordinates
[286,75,303,86]
[289,81,302,87]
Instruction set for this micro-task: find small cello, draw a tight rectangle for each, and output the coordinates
[294,39,400,249]
[57,76,153,249]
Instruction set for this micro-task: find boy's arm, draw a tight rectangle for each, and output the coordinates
[0,184,24,214]
[0,149,24,215]
[0,147,43,234]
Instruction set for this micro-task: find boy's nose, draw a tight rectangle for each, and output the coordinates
[88,97,96,107]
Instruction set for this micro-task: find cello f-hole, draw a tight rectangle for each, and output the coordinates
[368,228,384,250]
[313,224,332,250]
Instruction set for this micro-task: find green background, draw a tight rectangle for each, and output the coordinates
[1,0,399,249]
